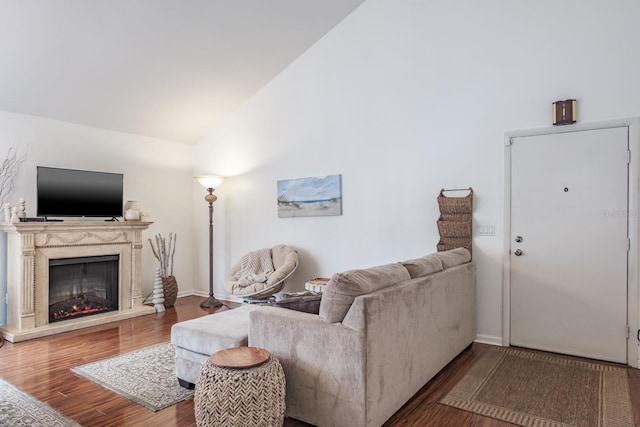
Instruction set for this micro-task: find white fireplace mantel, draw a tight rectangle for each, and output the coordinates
[0,220,155,342]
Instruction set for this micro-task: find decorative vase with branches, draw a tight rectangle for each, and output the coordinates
[148,232,179,307]
[0,146,27,209]
[0,146,26,345]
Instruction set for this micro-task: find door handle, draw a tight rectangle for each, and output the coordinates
[514,249,523,256]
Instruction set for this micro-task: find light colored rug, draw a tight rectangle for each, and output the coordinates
[440,346,635,427]
[0,377,80,426]
[71,342,193,411]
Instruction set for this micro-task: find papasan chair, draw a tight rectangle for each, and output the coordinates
[222,244,298,301]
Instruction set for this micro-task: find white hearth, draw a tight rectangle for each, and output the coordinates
[0,221,155,342]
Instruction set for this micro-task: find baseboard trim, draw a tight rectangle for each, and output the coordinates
[176,290,242,304]
[177,290,202,298]
[475,334,503,346]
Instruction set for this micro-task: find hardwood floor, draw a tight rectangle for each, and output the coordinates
[0,296,638,427]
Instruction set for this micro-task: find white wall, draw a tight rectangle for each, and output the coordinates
[0,111,194,323]
[194,0,640,344]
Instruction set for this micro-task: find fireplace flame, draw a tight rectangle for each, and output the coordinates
[50,294,116,322]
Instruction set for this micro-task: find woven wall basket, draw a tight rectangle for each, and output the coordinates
[436,188,473,255]
[437,188,473,214]
[437,219,472,238]
[437,238,472,253]
[161,276,178,307]
[439,213,472,222]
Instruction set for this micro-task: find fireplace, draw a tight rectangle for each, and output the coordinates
[49,255,119,323]
[0,220,154,342]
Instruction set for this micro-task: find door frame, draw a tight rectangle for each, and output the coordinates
[503,117,640,367]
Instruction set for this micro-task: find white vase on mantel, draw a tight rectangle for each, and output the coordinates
[124,200,141,221]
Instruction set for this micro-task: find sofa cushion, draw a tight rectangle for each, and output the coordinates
[434,247,471,268]
[401,254,443,279]
[275,294,322,314]
[170,304,258,355]
[319,263,411,323]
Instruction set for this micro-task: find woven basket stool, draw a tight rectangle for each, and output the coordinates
[194,347,286,427]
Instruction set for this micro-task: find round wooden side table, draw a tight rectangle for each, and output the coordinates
[194,346,286,427]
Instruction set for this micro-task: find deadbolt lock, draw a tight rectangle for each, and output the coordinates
[515,236,523,243]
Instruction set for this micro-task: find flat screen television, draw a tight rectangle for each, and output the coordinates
[36,166,124,218]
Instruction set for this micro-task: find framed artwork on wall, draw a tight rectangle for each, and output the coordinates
[277,174,342,218]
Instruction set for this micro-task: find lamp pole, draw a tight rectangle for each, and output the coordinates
[199,183,224,308]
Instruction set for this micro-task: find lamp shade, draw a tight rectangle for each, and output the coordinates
[196,175,224,189]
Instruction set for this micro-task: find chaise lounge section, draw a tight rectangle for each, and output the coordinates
[171,304,261,388]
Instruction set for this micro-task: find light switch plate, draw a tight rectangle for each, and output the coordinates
[477,224,495,236]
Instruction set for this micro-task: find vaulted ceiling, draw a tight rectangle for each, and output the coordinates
[0,0,365,144]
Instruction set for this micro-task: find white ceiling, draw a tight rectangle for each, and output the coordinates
[0,0,364,144]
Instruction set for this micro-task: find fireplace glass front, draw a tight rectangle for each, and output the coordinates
[49,255,119,323]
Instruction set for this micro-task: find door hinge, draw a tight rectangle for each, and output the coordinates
[626,325,630,339]
[628,238,631,252]
[628,150,631,164]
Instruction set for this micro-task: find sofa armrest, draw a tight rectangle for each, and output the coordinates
[248,306,367,426]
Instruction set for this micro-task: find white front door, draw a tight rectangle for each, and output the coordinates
[510,127,629,363]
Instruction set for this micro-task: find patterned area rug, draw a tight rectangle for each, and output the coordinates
[71,342,193,411]
[0,378,80,426]
[440,346,635,427]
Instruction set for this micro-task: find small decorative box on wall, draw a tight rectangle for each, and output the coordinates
[552,99,577,125]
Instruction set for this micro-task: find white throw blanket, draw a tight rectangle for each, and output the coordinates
[234,248,274,288]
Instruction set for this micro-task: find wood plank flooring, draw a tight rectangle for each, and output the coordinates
[0,296,638,426]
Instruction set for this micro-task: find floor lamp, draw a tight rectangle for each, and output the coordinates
[196,175,224,308]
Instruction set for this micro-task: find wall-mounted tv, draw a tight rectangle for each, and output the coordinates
[36,166,124,218]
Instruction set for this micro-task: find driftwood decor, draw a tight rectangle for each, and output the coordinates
[0,146,27,207]
[148,233,178,307]
[436,188,473,255]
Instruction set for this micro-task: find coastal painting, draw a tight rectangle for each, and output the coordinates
[277,174,342,218]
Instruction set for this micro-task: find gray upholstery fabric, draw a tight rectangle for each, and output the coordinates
[249,308,366,425]
[250,261,476,427]
[401,253,443,279]
[354,263,476,426]
[170,305,258,384]
[174,346,210,386]
[319,262,410,323]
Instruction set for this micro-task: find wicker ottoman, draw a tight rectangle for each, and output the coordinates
[194,347,286,427]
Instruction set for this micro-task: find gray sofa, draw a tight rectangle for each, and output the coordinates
[171,247,475,426]
[249,248,476,427]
